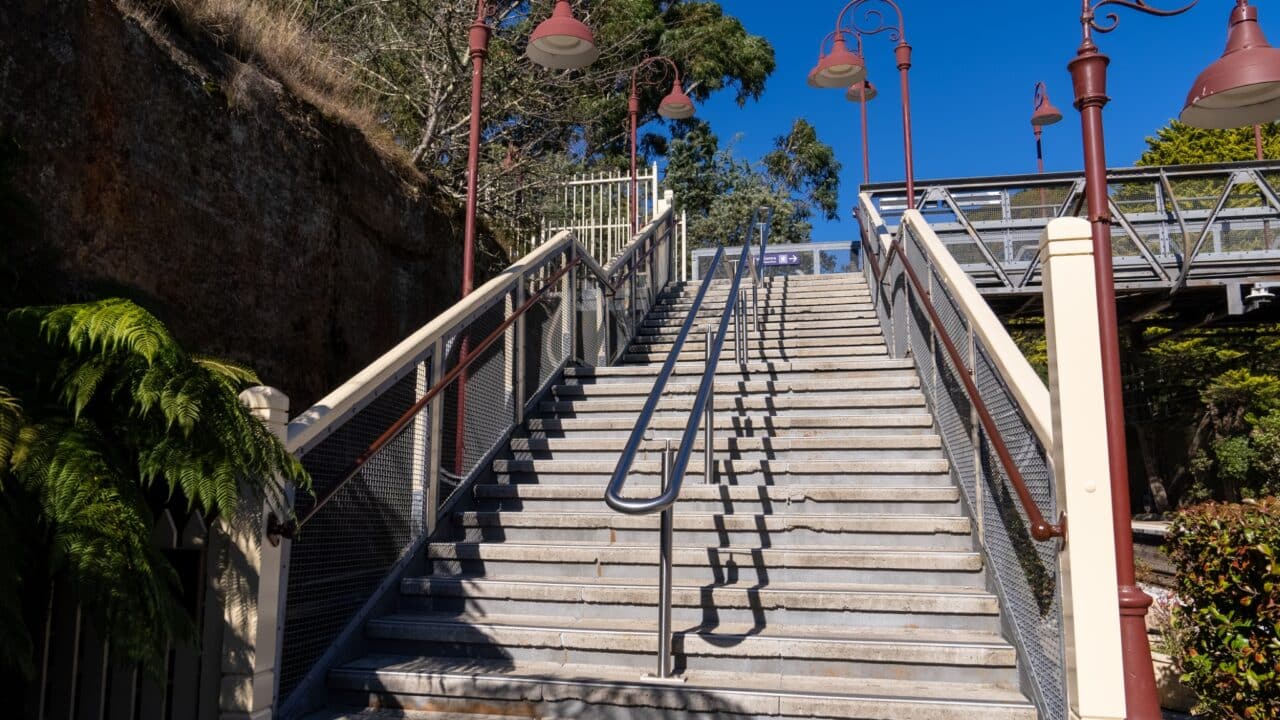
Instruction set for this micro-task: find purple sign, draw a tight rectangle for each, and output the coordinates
[762,252,802,267]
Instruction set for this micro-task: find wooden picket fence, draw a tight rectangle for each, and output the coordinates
[28,509,228,720]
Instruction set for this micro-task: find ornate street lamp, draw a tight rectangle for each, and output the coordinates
[1031,81,1064,175]
[462,0,598,298]
[809,0,915,202]
[628,57,696,234]
[1062,0,1280,715]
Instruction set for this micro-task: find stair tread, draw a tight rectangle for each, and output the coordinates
[564,359,913,375]
[404,573,996,600]
[475,484,958,500]
[368,611,1013,648]
[430,540,981,557]
[329,655,1032,706]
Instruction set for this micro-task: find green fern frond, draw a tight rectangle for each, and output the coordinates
[39,299,172,365]
[0,387,21,479]
[193,356,261,389]
[57,357,112,419]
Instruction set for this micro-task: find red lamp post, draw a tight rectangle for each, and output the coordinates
[847,79,878,186]
[461,0,599,298]
[809,0,915,203]
[1069,1,1280,716]
[628,57,696,235]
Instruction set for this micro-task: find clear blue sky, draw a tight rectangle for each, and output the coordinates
[684,0,1246,242]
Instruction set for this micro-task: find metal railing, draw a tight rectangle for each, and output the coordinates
[864,160,1280,296]
[603,208,770,679]
[274,204,678,715]
[859,192,1067,719]
[514,163,661,266]
[691,239,862,281]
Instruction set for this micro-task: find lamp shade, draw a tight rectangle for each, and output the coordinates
[658,83,696,120]
[527,0,599,70]
[808,37,866,89]
[1031,98,1064,127]
[845,80,878,103]
[1182,2,1280,129]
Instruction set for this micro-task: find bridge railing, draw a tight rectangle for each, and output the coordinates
[272,200,678,716]
[864,160,1280,295]
[859,193,1068,719]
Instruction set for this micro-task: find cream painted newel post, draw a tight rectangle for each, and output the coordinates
[221,386,293,720]
[1040,219,1127,720]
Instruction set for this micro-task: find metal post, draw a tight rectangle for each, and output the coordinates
[514,281,528,424]
[656,439,675,679]
[462,2,491,299]
[704,326,715,484]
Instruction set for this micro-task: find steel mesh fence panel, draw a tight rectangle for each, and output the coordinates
[529,262,573,402]
[974,342,1066,720]
[440,296,512,509]
[281,365,425,701]
[929,271,978,511]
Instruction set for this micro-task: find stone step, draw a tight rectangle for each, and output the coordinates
[549,375,920,400]
[646,304,874,322]
[538,391,927,419]
[450,511,972,549]
[506,435,943,462]
[363,613,1018,684]
[642,315,878,332]
[639,323,883,340]
[563,358,913,382]
[659,293,874,310]
[675,273,867,289]
[628,335,888,353]
[325,657,1036,720]
[492,458,950,486]
[400,575,1000,632]
[521,414,938,439]
[622,345,888,363]
[425,542,984,585]
[473,483,963,516]
[668,284,871,299]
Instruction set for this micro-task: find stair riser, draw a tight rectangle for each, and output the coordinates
[669,288,872,300]
[538,403,927,419]
[426,558,986,587]
[622,350,889,363]
[326,680,1037,720]
[553,376,921,396]
[627,339,888,354]
[495,471,954,487]
[364,633,1018,685]
[453,526,974,550]
[475,497,964,517]
[645,309,875,324]
[506,448,944,462]
[520,425,938,439]
[401,594,1002,633]
[642,318,880,333]
[640,324,882,338]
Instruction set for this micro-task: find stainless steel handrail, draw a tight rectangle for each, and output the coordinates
[603,209,768,679]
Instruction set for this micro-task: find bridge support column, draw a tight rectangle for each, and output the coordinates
[1040,219,1126,720]
[218,386,292,720]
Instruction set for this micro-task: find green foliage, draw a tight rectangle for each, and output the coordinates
[1166,500,1280,719]
[666,119,841,248]
[0,299,309,678]
[277,0,776,242]
[1137,120,1280,167]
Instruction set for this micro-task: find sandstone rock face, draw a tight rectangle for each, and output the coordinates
[1,0,478,410]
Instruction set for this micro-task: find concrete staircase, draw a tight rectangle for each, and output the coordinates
[309,273,1038,719]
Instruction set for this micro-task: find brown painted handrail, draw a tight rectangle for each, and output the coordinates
[876,231,1065,542]
[267,257,582,542]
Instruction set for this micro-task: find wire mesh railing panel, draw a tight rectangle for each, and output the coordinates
[974,342,1065,719]
[281,363,426,700]
[439,294,515,508]
[859,196,1067,720]
[524,259,573,406]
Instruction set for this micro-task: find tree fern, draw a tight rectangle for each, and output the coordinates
[0,299,310,679]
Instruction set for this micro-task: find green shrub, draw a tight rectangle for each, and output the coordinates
[1166,499,1280,718]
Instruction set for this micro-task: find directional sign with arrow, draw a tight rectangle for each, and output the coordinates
[761,252,802,267]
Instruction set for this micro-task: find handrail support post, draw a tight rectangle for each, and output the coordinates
[704,325,715,485]
[656,439,675,680]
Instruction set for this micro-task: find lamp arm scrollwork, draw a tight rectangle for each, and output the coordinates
[1082,0,1197,38]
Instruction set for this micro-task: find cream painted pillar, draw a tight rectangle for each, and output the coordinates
[1040,219,1126,720]
[221,386,293,720]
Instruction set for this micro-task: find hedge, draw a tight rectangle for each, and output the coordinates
[1166,498,1279,718]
